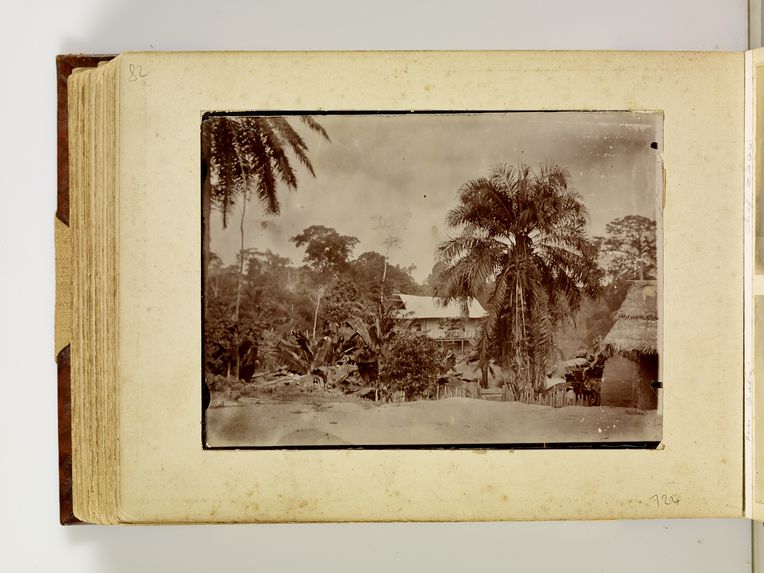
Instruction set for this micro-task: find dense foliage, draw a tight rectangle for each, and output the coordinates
[380,333,448,400]
[203,229,422,379]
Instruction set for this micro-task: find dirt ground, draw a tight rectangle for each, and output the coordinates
[205,393,662,447]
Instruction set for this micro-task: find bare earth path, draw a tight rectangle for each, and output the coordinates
[206,397,662,447]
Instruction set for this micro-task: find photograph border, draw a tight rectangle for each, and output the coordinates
[199,108,664,451]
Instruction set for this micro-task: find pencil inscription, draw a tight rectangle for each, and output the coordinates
[649,494,679,508]
[128,63,148,82]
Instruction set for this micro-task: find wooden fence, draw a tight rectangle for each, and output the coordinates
[386,390,406,403]
[389,381,593,407]
[516,384,591,408]
[436,383,480,400]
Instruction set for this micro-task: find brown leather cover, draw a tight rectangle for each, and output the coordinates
[56,54,115,525]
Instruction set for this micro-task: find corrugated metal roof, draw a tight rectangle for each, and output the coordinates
[396,294,487,319]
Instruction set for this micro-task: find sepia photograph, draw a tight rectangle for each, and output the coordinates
[201,111,662,448]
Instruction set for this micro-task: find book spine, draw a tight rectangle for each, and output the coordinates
[55,54,115,526]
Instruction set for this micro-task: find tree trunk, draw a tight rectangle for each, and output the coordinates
[479,336,489,389]
[380,249,389,303]
[312,290,322,341]
[232,196,248,380]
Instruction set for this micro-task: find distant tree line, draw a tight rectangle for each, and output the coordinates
[204,225,424,380]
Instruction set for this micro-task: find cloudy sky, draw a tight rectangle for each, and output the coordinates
[210,112,661,282]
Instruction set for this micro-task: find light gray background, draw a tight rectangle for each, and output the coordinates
[0,1,754,571]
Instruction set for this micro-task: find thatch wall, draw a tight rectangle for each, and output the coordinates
[601,354,658,409]
[600,281,659,410]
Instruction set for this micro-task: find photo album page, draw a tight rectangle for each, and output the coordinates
[111,51,743,522]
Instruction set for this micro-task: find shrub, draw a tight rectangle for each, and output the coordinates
[205,374,230,392]
[380,333,447,400]
[206,374,248,401]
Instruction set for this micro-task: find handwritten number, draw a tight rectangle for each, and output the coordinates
[128,64,149,82]
[649,494,679,508]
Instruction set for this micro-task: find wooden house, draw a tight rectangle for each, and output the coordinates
[394,294,486,353]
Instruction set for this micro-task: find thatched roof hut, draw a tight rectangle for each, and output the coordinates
[601,281,658,358]
[600,281,659,410]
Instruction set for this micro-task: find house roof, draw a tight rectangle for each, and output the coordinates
[601,281,658,356]
[395,294,487,320]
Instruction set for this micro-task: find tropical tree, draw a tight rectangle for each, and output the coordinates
[351,251,420,302]
[201,115,329,379]
[436,164,602,397]
[291,225,359,275]
[595,215,657,283]
[372,215,405,298]
[345,298,401,401]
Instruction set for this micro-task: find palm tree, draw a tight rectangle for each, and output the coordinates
[201,115,329,270]
[436,164,602,397]
[201,115,329,379]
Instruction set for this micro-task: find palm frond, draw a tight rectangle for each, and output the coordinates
[269,116,317,177]
[242,119,279,214]
[254,117,299,191]
[300,115,331,141]
[202,114,329,225]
